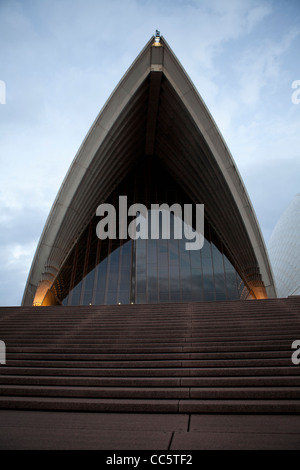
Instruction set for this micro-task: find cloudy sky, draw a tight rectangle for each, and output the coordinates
[0,0,299,306]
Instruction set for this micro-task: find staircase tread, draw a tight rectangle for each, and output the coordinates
[0,298,300,413]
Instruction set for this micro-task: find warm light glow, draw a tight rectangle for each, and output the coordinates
[249,283,268,300]
[32,280,55,306]
[153,29,161,46]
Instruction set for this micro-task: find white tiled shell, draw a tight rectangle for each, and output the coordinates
[268,194,300,297]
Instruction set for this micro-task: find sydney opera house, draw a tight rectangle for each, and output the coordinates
[0,33,300,450]
[22,33,276,308]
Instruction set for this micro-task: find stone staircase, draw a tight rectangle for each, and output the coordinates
[0,298,300,413]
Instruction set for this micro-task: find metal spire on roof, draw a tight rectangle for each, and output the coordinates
[153,30,161,46]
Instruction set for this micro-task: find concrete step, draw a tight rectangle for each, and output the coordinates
[2,358,295,368]
[0,385,299,400]
[0,385,190,399]
[0,396,299,413]
[2,333,299,345]
[0,365,298,377]
[178,399,300,414]
[1,319,298,327]
[0,375,182,387]
[0,396,180,412]
[5,341,296,353]
[2,333,299,344]
[1,319,297,326]
[0,298,300,414]
[1,374,300,387]
[4,350,293,360]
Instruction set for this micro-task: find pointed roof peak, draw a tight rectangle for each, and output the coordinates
[152,29,162,47]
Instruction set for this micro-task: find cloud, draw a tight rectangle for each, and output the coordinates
[0,241,36,306]
[235,28,300,106]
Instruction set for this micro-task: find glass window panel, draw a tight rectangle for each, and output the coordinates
[105,246,121,303]
[204,289,216,301]
[136,277,146,294]
[148,290,158,303]
[211,244,224,275]
[121,241,132,267]
[191,268,203,301]
[120,267,131,292]
[137,292,147,303]
[69,283,81,305]
[224,255,239,300]
[216,291,227,301]
[226,272,239,299]
[107,267,119,288]
[148,263,158,293]
[147,239,157,264]
[201,241,215,300]
[214,274,226,296]
[107,290,117,304]
[168,239,179,266]
[94,259,108,304]
[136,255,146,270]
[136,240,146,295]
[50,159,253,306]
[109,245,120,267]
[170,263,180,281]
[201,240,213,264]
[211,244,226,299]
[158,264,169,303]
[159,292,169,303]
[181,290,191,302]
[180,243,191,301]
[159,268,169,290]
[170,290,180,302]
[190,249,201,269]
[179,240,190,264]
[158,240,168,265]
[119,241,132,300]
[170,265,180,300]
[136,239,147,253]
[82,269,96,305]
[118,290,130,304]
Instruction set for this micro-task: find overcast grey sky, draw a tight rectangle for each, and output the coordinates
[0,0,299,306]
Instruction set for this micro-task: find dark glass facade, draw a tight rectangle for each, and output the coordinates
[50,159,251,305]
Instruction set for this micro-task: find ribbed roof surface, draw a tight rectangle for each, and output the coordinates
[269,194,300,297]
